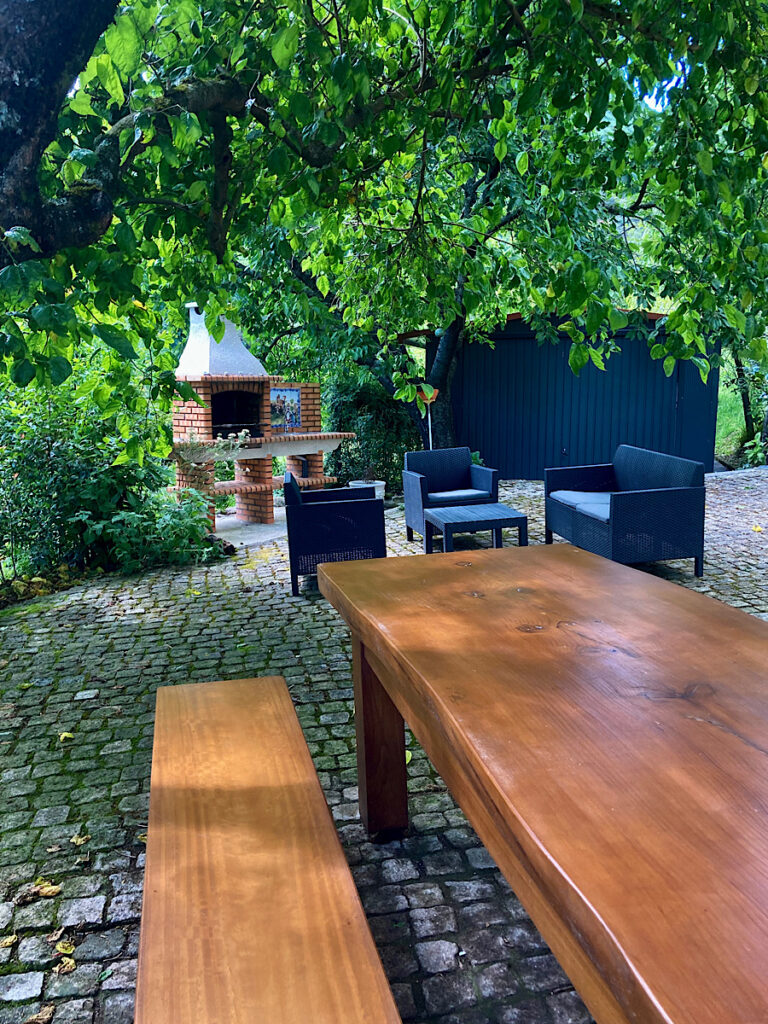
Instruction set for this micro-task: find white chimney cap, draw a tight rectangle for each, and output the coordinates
[177,304,268,377]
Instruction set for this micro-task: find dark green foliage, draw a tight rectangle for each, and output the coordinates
[323,375,420,494]
[0,392,221,581]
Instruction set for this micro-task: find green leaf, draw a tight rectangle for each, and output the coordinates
[4,226,40,252]
[695,150,713,175]
[10,359,35,386]
[515,150,529,175]
[608,309,628,331]
[569,0,584,18]
[267,147,291,176]
[48,356,73,385]
[316,274,330,297]
[169,111,202,154]
[568,343,589,376]
[272,23,299,70]
[95,54,125,107]
[95,324,138,360]
[516,81,540,115]
[105,17,142,77]
[493,138,507,163]
[663,355,676,376]
[745,75,759,96]
[69,91,95,116]
[723,304,747,333]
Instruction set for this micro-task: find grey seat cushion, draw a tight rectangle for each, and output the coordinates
[574,498,611,523]
[549,489,612,508]
[427,488,491,504]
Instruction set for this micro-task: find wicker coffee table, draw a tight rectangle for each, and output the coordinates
[422,502,528,553]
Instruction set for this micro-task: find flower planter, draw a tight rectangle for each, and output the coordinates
[349,479,386,500]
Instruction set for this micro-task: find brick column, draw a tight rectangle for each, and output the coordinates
[235,458,274,524]
[176,461,216,530]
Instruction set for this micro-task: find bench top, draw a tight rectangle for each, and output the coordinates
[135,676,401,1024]
[319,545,768,1024]
[424,502,527,528]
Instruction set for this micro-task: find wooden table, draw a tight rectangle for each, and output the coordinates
[423,501,528,554]
[318,545,768,1024]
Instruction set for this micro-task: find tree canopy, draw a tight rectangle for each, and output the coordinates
[3,0,768,449]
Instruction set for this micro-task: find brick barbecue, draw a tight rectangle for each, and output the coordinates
[172,305,353,526]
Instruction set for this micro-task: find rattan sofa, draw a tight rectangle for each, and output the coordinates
[545,445,705,576]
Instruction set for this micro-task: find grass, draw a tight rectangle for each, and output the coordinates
[716,377,746,459]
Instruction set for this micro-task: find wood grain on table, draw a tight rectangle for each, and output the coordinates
[135,676,402,1024]
[319,545,768,1024]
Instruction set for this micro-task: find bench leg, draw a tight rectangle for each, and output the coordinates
[545,528,553,544]
[291,573,300,597]
[519,522,528,547]
[443,528,454,552]
[694,554,704,578]
[353,638,408,837]
[406,526,414,543]
[493,528,503,549]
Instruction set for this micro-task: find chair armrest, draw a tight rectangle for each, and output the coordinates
[402,469,428,504]
[610,487,705,531]
[469,464,499,499]
[545,464,616,496]
[302,486,375,503]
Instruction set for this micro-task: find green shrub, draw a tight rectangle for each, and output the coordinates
[0,390,221,582]
[323,374,421,494]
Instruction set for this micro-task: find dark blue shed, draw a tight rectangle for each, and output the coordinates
[435,316,719,479]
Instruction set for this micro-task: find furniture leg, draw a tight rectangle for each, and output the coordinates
[443,527,454,552]
[352,638,408,836]
[694,555,704,578]
[493,528,503,549]
[291,573,299,597]
[519,522,528,546]
[406,526,414,542]
[545,528,553,544]
[424,521,434,554]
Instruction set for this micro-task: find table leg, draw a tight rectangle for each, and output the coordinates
[352,637,408,836]
[519,521,528,546]
[443,528,454,552]
[493,528,503,548]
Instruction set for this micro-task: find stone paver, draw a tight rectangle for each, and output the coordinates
[0,470,766,1023]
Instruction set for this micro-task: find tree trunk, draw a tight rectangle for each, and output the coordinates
[423,317,464,449]
[733,352,756,440]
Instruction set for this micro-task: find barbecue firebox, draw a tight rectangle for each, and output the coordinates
[172,305,353,526]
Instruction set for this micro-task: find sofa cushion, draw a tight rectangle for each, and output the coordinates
[549,489,612,509]
[427,488,491,505]
[574,497,611,523]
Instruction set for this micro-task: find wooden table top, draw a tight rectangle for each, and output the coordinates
[319,545,768,1024]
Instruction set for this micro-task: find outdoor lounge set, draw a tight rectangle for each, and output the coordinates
[283,443,707,592]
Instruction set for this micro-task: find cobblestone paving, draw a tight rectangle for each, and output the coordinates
[1,469,767,1024]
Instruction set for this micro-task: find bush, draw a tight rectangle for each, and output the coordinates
[0,390,221,584]
[324,374,421,494]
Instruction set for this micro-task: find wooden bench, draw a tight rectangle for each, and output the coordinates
[135,676,401,1024]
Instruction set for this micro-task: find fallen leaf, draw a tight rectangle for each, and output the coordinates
[22,1006,55,1024]
[99,968,114,982]
[38,883,61,898]
[45,927,65,944]
[46,845,62,854]
[753,524,763,532]
[69,834,91,847]
[137,833,147,844]
[55,940,76,955]
[52,956,76,975]
[0,934,17,948]
[59,732,74,742]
